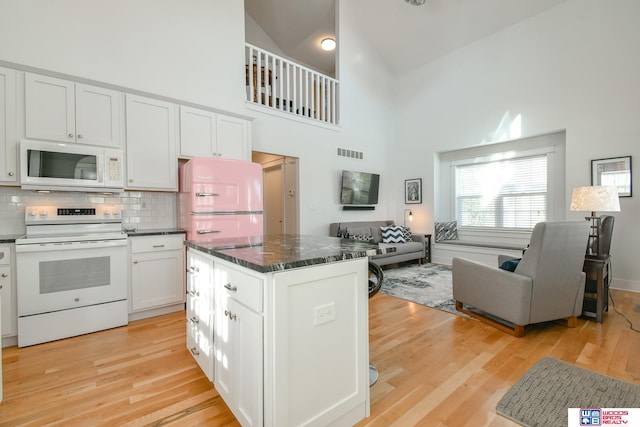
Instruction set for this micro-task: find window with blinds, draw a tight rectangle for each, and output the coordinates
[454,154,547,229]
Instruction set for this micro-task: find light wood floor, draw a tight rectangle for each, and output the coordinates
[1,289,639,426]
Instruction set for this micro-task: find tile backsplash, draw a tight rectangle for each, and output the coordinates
[0,187,177,235]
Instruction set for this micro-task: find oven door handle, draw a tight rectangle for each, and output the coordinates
[16,239,127,253]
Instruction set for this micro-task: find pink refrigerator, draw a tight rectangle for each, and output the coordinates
[179,157,264,241]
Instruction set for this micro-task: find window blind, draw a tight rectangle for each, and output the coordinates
[454,154,547,229]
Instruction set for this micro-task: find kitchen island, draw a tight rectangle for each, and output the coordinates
[185,235,393,427]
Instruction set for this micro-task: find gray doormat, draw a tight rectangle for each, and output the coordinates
[497,356,640,427]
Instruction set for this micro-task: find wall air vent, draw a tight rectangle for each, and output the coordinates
[337,147,364,160]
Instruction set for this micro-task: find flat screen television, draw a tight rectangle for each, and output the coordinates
[340,170,380,205]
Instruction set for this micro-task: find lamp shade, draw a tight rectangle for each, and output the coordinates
[570,186,620,213]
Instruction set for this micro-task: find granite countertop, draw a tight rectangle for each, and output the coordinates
[0,234,24,243]
[125,228,186,237]
[185,234,396,273]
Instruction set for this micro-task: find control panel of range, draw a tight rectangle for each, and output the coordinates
[25,205,122,224]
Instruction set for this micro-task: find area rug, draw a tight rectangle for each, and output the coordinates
[380,263,466,316]
[497,356,640,427]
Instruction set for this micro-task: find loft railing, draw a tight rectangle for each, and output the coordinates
[245,43,339,126]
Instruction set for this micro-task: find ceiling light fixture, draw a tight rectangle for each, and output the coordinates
[405,0,426,5]
[320,38,336,51]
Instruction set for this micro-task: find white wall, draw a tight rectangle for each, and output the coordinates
[393,0,640,290]
[0,0,247,115]
[245,12,286,57]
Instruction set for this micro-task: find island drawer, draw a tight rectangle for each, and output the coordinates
[216,263,263,312]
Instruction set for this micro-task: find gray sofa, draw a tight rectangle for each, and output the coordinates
[329,220,427,267]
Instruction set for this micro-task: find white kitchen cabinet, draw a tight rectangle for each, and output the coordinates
[214,260,263,427]
[179,106,251,161]
[186,248,215,381]
[179,106,217,158]
[0,245,16,340]
[129,234,185,316]
[125,94,178,191]
[25,73,122,148]
[0,67,17,184]
[216,114,251,160]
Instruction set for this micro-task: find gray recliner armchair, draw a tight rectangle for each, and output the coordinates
[452,221,590,337]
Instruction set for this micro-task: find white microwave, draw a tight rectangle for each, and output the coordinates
[20,140,125,192]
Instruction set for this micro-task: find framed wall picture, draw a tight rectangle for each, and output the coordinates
[405,178,422,204]
[591,156,632,197]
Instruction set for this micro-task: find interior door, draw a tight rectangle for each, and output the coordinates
[264,165,284,235]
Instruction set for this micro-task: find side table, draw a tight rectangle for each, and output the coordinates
[424,234,432,263]
[582,255,611,323]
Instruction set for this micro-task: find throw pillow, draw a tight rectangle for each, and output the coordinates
[499,258,521,272]
[401,226,413,242]
[380,226,406,243]
[434,221,458,242]
[343,226,373,242]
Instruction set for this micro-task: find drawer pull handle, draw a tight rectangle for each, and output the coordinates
[224,283,238,292]
[1,273,7,278]
[190,346,200,356]
[190,316,199,324]
[224,310,237,321]
[152,244,165,248]
[189,265,199,272]
[188,290,199,297]
[195,192,220,197]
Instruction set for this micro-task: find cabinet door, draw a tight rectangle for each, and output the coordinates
[233,301,263,427]
[214,287,234,403]
[0,265,13,337]
[75,83,122,148]
[131,249,185,311]
[125,94,177,190]
[215,115,250,161]
[179,106,217,158]
[25,73,75,142]
[0,67,17,183]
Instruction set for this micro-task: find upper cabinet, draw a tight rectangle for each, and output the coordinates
[179,106,251,161]
[25,73,123,148]
[216,115,251,160]
[125,94,178,191]
[0,67,17,184]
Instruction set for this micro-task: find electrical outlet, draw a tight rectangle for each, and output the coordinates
[314,303,335,326]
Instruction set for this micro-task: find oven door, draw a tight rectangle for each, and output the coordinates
[16,239,127,316]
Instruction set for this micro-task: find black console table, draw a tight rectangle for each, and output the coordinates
[424,234,432,263]
[582,255,611,323]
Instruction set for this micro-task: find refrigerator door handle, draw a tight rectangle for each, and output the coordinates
[195,192,220,197]
[196,230,222,235]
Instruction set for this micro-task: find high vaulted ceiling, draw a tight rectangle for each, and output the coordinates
[245,0,568,77]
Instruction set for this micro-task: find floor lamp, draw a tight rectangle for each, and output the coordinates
[570,186,620,257]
